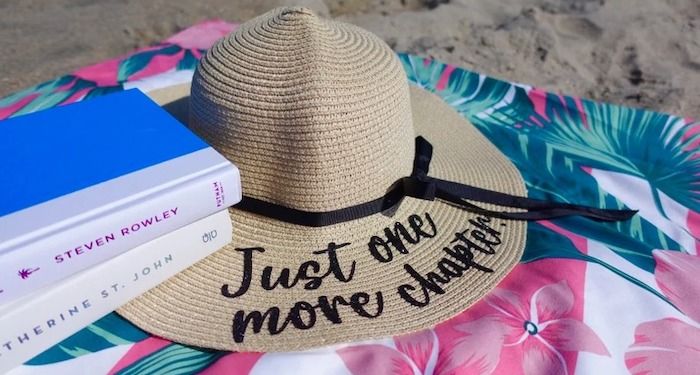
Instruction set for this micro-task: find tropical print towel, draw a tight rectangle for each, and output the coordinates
[2,20,698,375]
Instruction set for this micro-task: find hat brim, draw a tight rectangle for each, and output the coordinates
[117,82,527,352]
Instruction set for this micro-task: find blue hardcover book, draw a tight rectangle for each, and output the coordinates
[0,89,241,305]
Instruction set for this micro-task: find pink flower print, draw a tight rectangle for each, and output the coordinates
[339,315,516,375]
[338,329,439,375]
[652,250,700,322]
[338,279,607,375]
[485,281,610,374]
[625,250,700,374]
[436,316,507,375]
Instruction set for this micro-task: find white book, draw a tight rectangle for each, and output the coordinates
[0,209,233,373]
[0,89,241,305]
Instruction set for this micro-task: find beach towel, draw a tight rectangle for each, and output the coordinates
[2,20,698,375]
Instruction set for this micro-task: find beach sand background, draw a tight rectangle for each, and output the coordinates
[1,0,698,118]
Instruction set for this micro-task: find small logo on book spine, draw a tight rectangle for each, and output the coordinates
[202,230,218,243]
[18,267,40,280]
[213,181,225,208]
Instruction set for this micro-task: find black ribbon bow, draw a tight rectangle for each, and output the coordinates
[236,136,637,227]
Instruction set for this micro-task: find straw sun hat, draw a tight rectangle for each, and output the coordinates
[118,7,634,352]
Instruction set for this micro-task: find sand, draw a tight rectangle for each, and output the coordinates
[1,0,699,118]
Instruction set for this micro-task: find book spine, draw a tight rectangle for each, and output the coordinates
[0,210,232,373]
[0,163,240,305]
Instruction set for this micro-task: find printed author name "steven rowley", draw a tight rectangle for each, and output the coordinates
[54,208,179,264]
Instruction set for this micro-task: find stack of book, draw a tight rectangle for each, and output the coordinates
[0,90,241,372]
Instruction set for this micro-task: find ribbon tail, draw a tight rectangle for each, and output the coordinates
[434,185,637,222]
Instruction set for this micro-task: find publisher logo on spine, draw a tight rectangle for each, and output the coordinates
[212,181,225,208]
[18,267,40,280]
[202,230,218,243]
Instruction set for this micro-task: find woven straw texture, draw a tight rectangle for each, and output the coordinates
[118,7,527,352]
[189,7,414,211]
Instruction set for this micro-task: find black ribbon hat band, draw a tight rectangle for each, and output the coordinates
[236,137,637,227]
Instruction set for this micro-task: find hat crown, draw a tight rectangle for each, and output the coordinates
[190,7,415,211]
